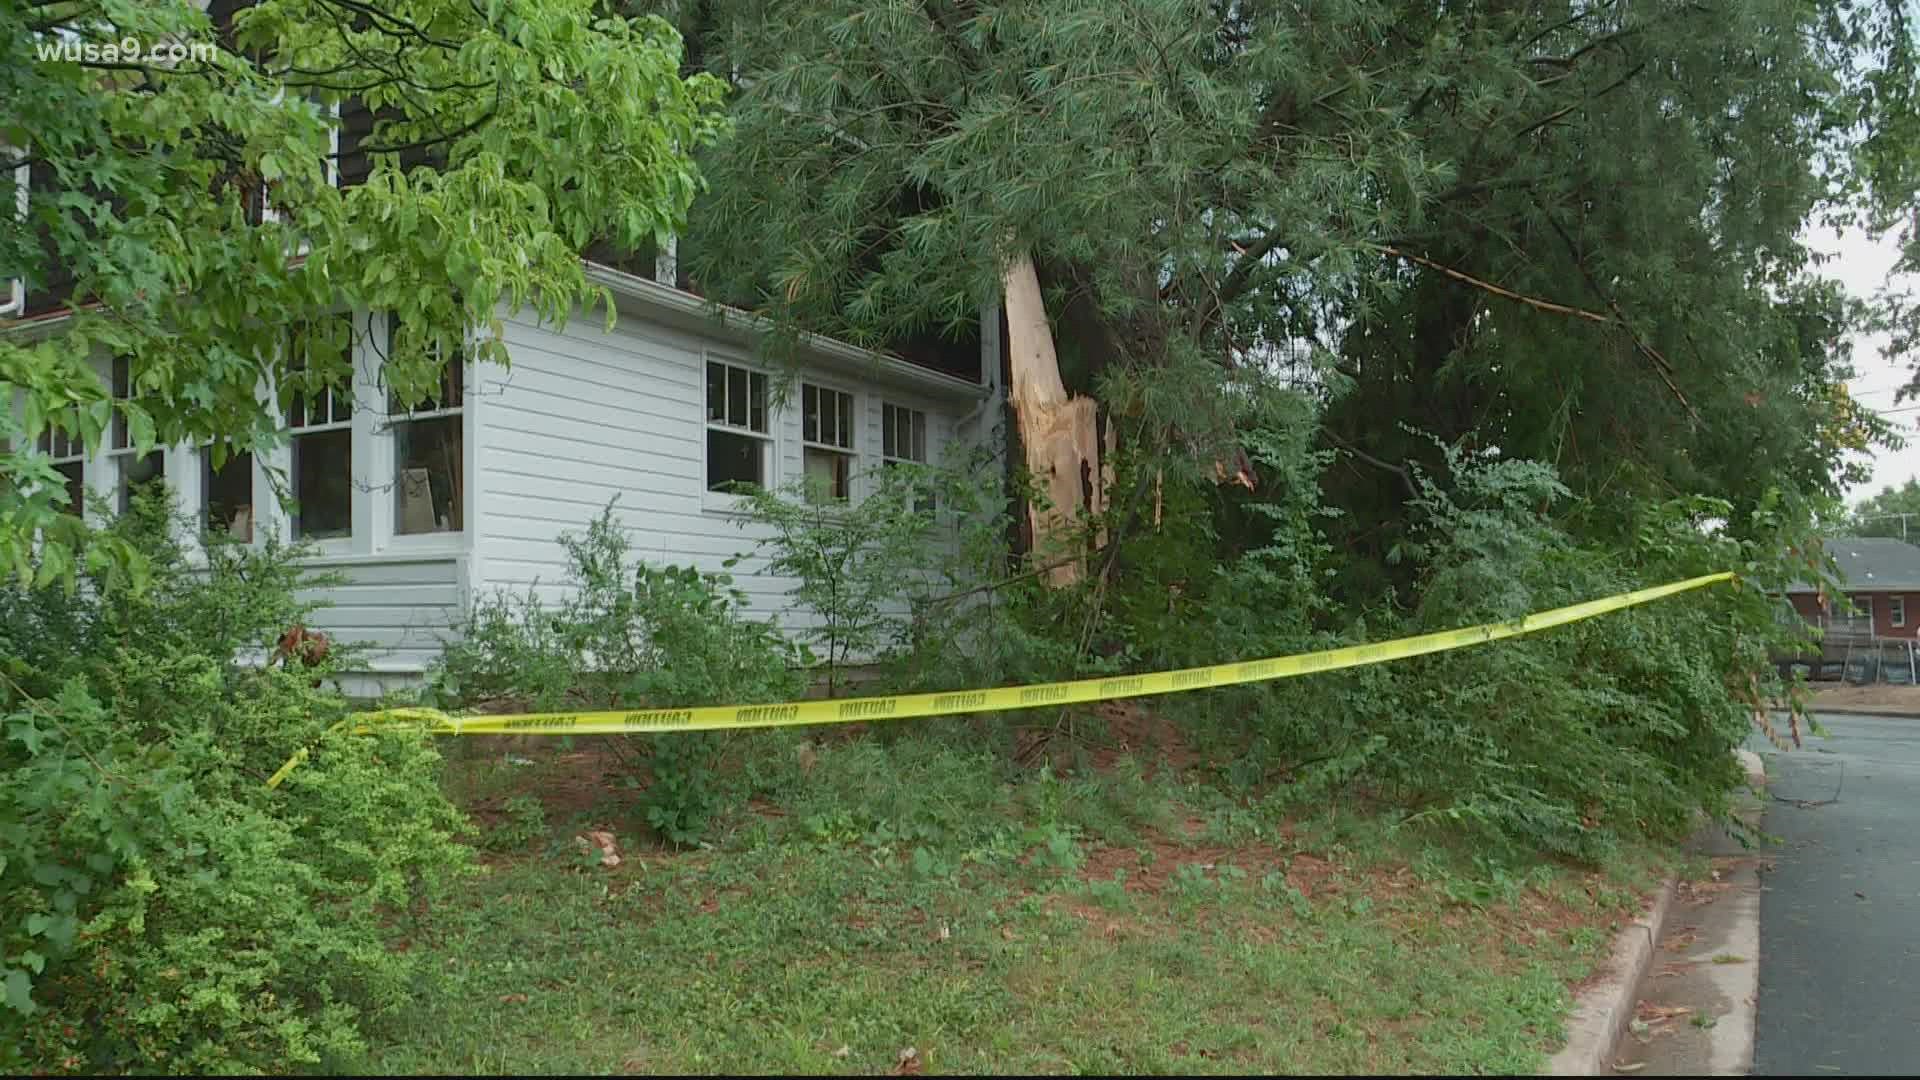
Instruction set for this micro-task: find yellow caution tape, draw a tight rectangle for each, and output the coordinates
[266,571,1735,788]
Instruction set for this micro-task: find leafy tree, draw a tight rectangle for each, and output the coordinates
[668,0,1914,593]
[1,0,726,585]
[1847,476,1920,539]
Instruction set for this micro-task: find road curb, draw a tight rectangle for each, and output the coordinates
[1545,750,1766,1076]
[1793,705,1920,719]
[1545,878,1678,1076]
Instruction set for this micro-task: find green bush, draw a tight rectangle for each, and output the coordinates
[1293,449,1809,861]
[431,502,804,843]
[0,490,472,1074]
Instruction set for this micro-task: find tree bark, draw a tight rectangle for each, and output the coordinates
[1002,252,1103,586]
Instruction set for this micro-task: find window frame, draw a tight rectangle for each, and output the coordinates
[256,99,341,226]
[199,441,257,544]
[35,417,86,516]
[702,353,775,512]
[799,380,859,504]
[2,161,25,317]
[381,312,470,543]
[104,355,167,515]
[284,326,357,550]
[880,401,934,512]
[1847,593,1873,630]
[1894,595,1907,629]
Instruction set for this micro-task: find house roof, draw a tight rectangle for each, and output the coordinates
[585,261,990,405]
[1785,536,1920,593]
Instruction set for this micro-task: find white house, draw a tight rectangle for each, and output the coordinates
[16,260,1000,696]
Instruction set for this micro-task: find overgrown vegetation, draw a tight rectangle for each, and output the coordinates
[0,492,472,1073]
[431,505,803,844]
[7,0,1918,1073]
[361,722,1676,1075]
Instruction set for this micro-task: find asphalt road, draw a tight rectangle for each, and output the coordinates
[1753,713,1920,1076]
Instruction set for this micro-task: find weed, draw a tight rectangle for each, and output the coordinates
[1087,873,1132,911]
[483,795,549,853]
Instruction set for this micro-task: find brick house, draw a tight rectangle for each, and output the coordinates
[1783,536,1920,639]
[1779,537,1920,682]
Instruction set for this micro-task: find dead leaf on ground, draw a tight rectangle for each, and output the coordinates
[498,993,529,1005]
[890,1046,923,1076]
[574,830,621,868]
[1635,1001,1693,1022]
[1662,928,1698,952]
[1613,1061,1649,1073]
[831,1046,851,1060]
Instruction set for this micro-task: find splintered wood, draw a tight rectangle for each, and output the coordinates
[1002,254,1103,585]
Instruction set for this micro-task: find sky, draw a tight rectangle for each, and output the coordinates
[1808,222,1917,505]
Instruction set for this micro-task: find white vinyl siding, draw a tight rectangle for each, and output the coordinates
[295,554,466,677]
[473,307,973,638]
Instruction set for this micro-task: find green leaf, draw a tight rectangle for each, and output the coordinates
[3,969,34,1015]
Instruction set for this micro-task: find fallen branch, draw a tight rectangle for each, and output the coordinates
[1375,241,1697,422]
[1374,244,1614,324]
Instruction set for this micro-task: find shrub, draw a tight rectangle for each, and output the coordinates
[434,504,801,713]
[0,489,472,1074]
[430,503,804,843]
[730,464,949,695]
[1297,448,1808,861]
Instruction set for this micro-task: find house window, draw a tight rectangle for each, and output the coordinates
[801,383,855,503]
[706,360,770,494]
[35,422,85,512]
[201,444,254,541]
[882,402,934,512]
[387,316,465,535]
[107,356,164,513]
[285,324,355,540]
[1847,593,1872,630]
[246,98,340,224]
[1894,596,1907,629]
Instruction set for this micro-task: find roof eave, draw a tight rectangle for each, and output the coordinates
[581,262,987,404]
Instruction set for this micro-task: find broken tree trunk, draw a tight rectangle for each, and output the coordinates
[1002,253,1104,586]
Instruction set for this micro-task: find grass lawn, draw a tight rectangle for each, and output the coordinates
[358,713,1672,1075]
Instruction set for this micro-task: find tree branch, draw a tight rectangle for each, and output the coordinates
[1323,428,1420,501]
[1373,244,1615,324]
[313,0,466,53]
[1537,207,1699,423]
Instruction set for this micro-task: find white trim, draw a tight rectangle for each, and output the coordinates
[1,161,26,317]
[701,351,776,513]
[381,317,470,542]
[294,550,466,571]
[880,400,930,465]
[1894,595,1907,629]
[260,100,340,225]
[582,261,988,405]
[799,380,859,502]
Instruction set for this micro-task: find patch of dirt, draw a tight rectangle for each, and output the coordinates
[1804,683,1920,712]
[1011,700,1196,775]
[458,737,644,831]
[1074,827,1330,897]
